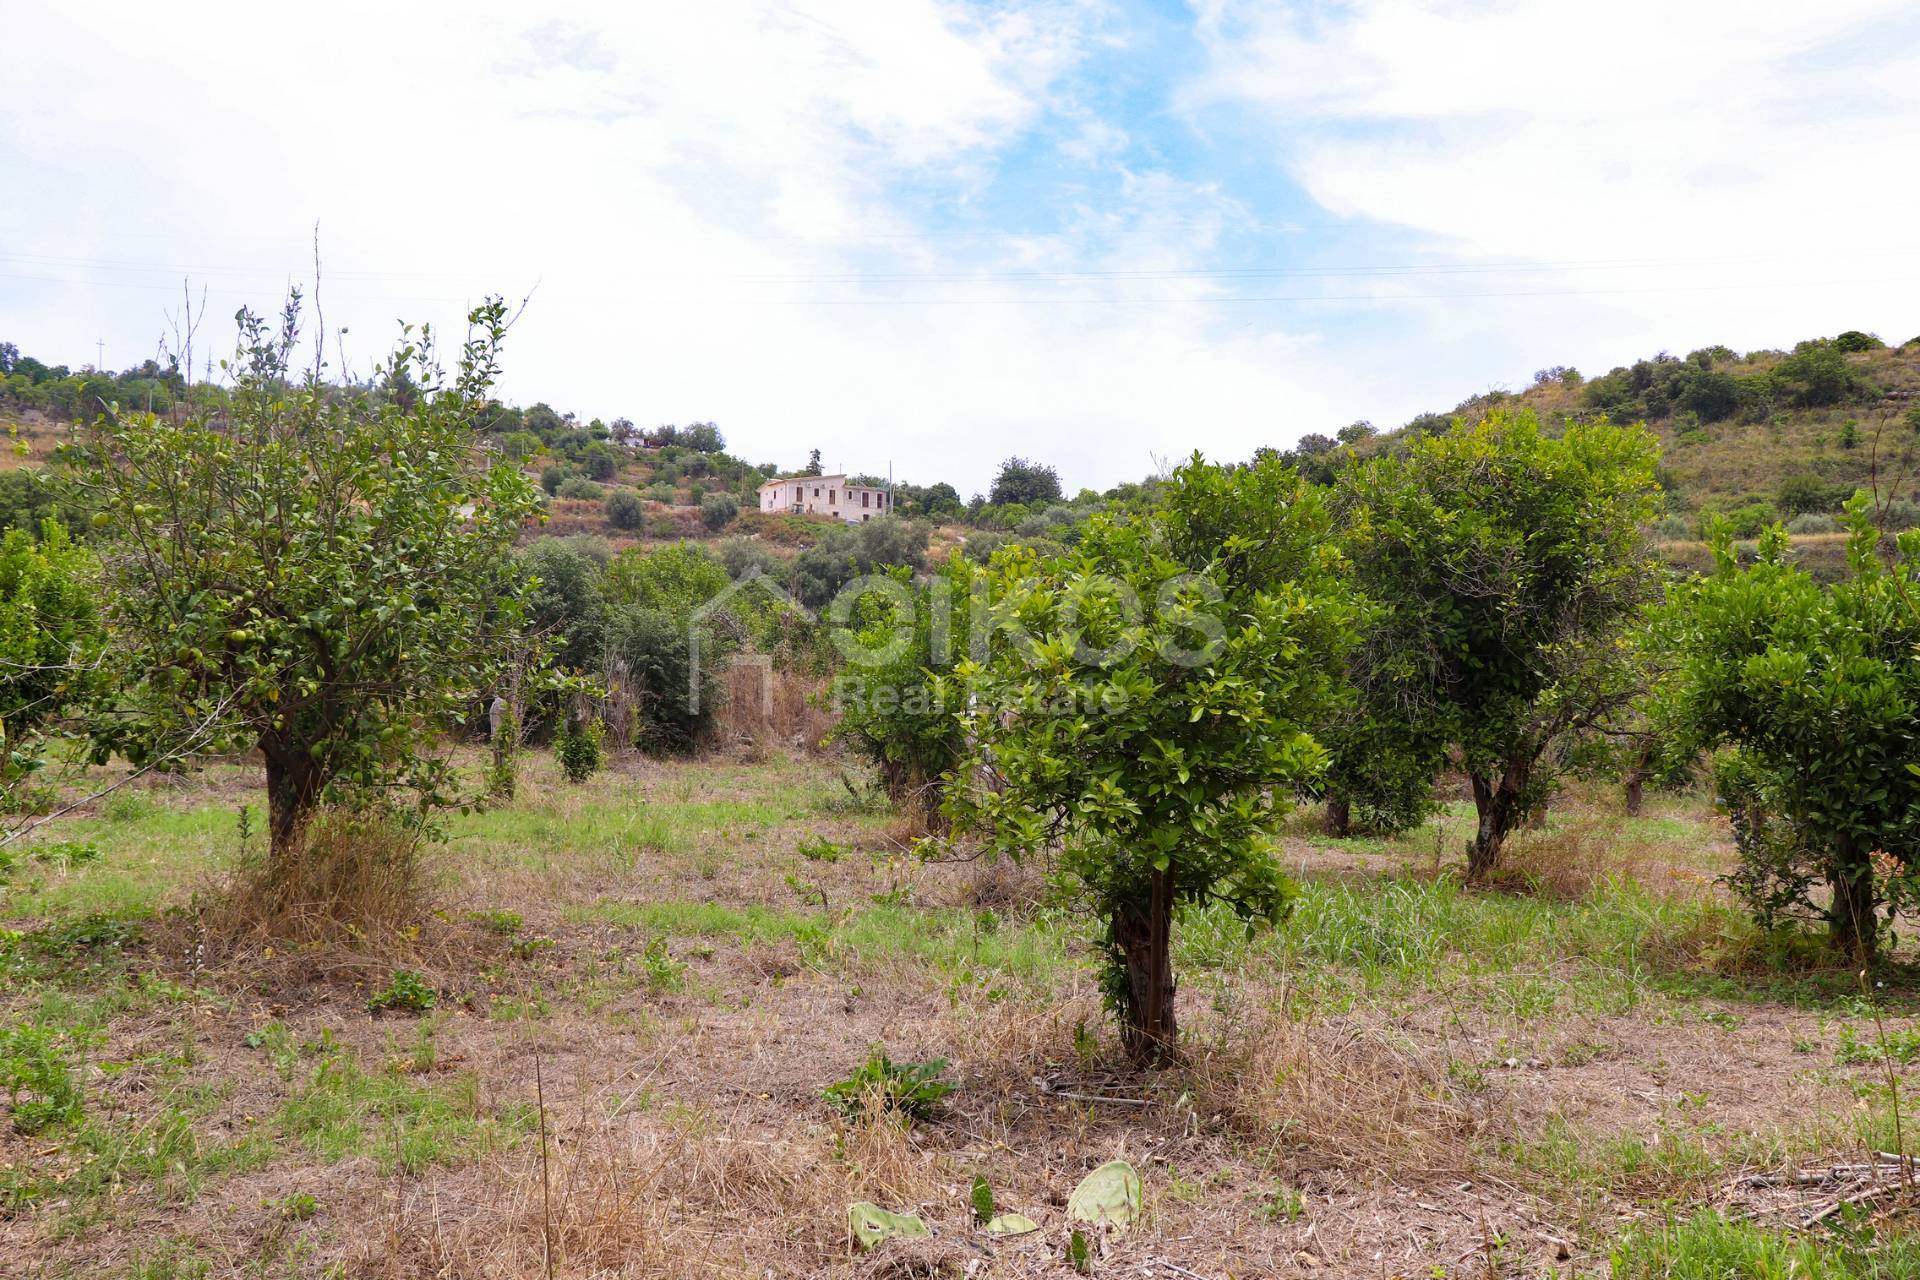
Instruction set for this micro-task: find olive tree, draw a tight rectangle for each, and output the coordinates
[69,296,543,870]
[1339,411,1662,878]
[944,453,1357,1063]
[1660,498,1920,961]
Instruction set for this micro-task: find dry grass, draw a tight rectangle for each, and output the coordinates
[712,660,835,757]
[206,806,437,950]
[1486,813,1642,901]
[1190,1009,1509,1181]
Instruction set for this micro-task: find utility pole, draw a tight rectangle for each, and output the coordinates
[96,338,105,370]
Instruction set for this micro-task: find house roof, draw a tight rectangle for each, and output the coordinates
[758,473,887,491]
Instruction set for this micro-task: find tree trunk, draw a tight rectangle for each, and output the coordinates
[1827,836,1878,965]
[1467,760,1529,881]
[262,742,324,872]
[1113,867,1177,1065]
[1623,744,1651,817]
[1325,794,1352,839]
[1623,770,1646,817]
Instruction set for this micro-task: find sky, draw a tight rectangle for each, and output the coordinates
[3,0,1918,496]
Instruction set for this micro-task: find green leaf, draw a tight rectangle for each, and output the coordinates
[1067,1160,1142,1232]
[986,1212,1039,1236]
[847,1203,929,1251]
[1068,1227,1091,1272]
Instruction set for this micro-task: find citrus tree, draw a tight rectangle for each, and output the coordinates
[944,453,1357,1063]
[830,555,974,822]
[0,520,103,822]
[1339,411,1661,877]
[1661,497,1920,961]
[67,295,543,870]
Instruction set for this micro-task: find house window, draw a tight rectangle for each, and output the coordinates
[813,487,820,497]
[862,491,870,508]
[828,489,836,504]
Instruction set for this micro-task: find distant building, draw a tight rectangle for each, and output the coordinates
[757,473,894,523]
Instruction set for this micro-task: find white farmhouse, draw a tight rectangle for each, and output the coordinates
[757,473,895,523]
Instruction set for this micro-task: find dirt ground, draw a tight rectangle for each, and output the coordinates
[2,752,1916,1278]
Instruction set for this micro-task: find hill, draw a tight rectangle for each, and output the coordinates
[1364,331,1920,529]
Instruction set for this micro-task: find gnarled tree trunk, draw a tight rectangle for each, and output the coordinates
[261,739,325,873]
[1467,759,1531,881]
[1112,866,1177,1065]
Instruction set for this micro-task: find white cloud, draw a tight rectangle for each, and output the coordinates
[1185,1,1920,369]
[6,1,1914,495]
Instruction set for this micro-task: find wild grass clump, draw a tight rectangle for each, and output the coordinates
[213,805,435,947]
[1189,1010,1508,1177]
[1484,815,1636,901]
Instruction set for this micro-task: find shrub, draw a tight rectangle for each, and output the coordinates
[830,558,970,823]
[1723,500,1777,538]
[700,492,738,531]
[1654,514,1693,540]
[715,535,778,580]
[1785,512,1837,535]
[822,1050,954,1123]
[1775,472,1841,516]
[604,489,645,530]
[1831,329,1884,352]
[556,718,604,782]
[539,463,574,495]
[556,476,603,501]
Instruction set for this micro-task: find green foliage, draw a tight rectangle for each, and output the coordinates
[556,475,603,501]
[0,1023,84,1133]
[367,969,437,1014]
[789,518,930,608]
[1660,497,1920,958]
[1610,1209,1920,1278]
[556,717,605,782]
[946,452,1357,1060]
[0,469,92,538]
[1339,411,1663,876]
[989,456,1063,507]
[67,295,543,858]
[1772,343,1867,407]
[604,488,645,530]
[822,1049,955,1122]
[699,491,738,531]
[830,557,971,819]
[0,519,103,813]
[521,536,611,674]
[1777,472,1845,516]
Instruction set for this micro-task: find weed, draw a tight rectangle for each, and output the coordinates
[0,1022,84,1133]
[822,1049,955,1123]
[469,908,524,934]
[1261,1181,1306,1222]
[640,937,685,992]
[797,834,843,863]
[1836,1023,1920,1066]
[510,933,556,960]
[268,1191,320,1220]
[367,969,437,1015]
